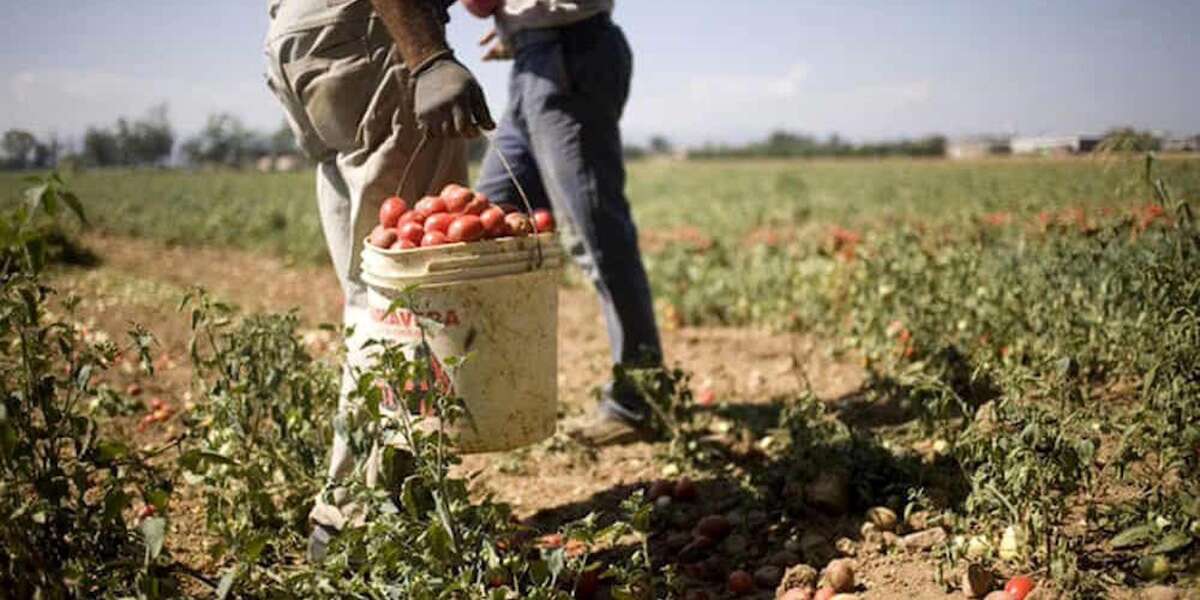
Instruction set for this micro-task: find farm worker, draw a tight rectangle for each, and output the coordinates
[469,0,665,444]
[264,0,493,562]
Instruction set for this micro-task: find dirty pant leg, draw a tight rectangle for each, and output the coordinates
[265,14,468,531]
[309,137,467,529]
[476,27,661,369]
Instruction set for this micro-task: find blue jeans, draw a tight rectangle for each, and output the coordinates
[476,15,661,420]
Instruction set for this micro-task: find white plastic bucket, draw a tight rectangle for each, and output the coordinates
[356,233,562,453]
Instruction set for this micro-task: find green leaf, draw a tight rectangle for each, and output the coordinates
[1111,524,1154,548]
[1149,531,1193,555]
[95,440,128,464]
[140,516,167,565]
[243,533,270,562]
[59,191,87,225]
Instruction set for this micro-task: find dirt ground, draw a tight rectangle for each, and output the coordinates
[51,233,1093,599]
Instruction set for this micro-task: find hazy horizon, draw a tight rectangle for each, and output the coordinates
[2,0,1198,148]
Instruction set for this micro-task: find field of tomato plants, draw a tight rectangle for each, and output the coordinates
[2,156,1198,599]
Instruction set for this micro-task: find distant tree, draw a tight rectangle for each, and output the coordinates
[122,104,175,165]
[648,135,673,155]
[77,105,175,167]
[623,144,647,160]
[81,127,121,167]
[182,113,256,167]
[2,130,38,169]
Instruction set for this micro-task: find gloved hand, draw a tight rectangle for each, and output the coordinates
[412,55,495,137]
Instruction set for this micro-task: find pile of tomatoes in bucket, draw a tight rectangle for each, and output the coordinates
[370,184,555,250]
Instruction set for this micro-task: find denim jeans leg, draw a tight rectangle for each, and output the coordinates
[515,35,662,370]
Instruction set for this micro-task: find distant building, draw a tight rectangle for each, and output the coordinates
[946,136,1011,160]
[1162,136,1200,152]
[256,154,306,172]
[1010,134,1102,156]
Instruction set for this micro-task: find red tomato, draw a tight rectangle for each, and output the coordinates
[533,208,555,232]
[379,196,407,227]
[441,186,474,213]
[370,225,398,248]
[391,238,417,250]
[421,230,448,247]
[415,195,447,217]
[480,206,508,237]
[425,212,456,234]
[398,211,425,227]
[463,196,490,216]
[505,212,534,236]
[727,570,754,595]
[448,215,485,243]
[398,222,425,245]
[462,0,498,18]
[1004,575,1035,600]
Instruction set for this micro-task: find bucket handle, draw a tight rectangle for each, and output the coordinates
[394,131,546,270]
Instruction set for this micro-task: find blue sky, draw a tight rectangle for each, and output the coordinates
[1,0,1197,147]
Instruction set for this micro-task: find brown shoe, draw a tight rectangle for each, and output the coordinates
[563,411,656,447]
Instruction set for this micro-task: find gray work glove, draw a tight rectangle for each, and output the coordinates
[412,55,495,138]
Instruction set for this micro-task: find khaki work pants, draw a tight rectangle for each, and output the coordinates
[265,13,467,530]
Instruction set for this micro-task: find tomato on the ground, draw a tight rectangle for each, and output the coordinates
[1004,575,1035,600]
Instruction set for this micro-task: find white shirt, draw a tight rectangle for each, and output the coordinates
[496,0,614,37]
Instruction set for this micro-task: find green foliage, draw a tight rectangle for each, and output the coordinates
[179,295,661,597]
[178,289,338,589]
[0,174,175,598]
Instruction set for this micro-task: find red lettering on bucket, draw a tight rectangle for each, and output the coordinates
[368,306,462,328]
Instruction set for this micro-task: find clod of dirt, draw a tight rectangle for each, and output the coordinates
[982,592,1010,600]
[674,477,699,501]
[901,527,947,551]
[834,537,857,557]
[695,514,733,541]
[961,564,995,598]
[1140,585,1181,600]
[821,559,855,593]
[880,532,902,549]
[767,549,801,568]
[649,479,674,500]
[722,533,749,557]
[906,510,931,531]
[680,534,716,562]
[777,563,819,595]
[728,570,755,595]
[830,595,859,600]
[799,532,833,564]
[778,587,814,600]
[865,506,898,531]
[753,565,783,589]
[666,531,693,553]
[804,471,850,515]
